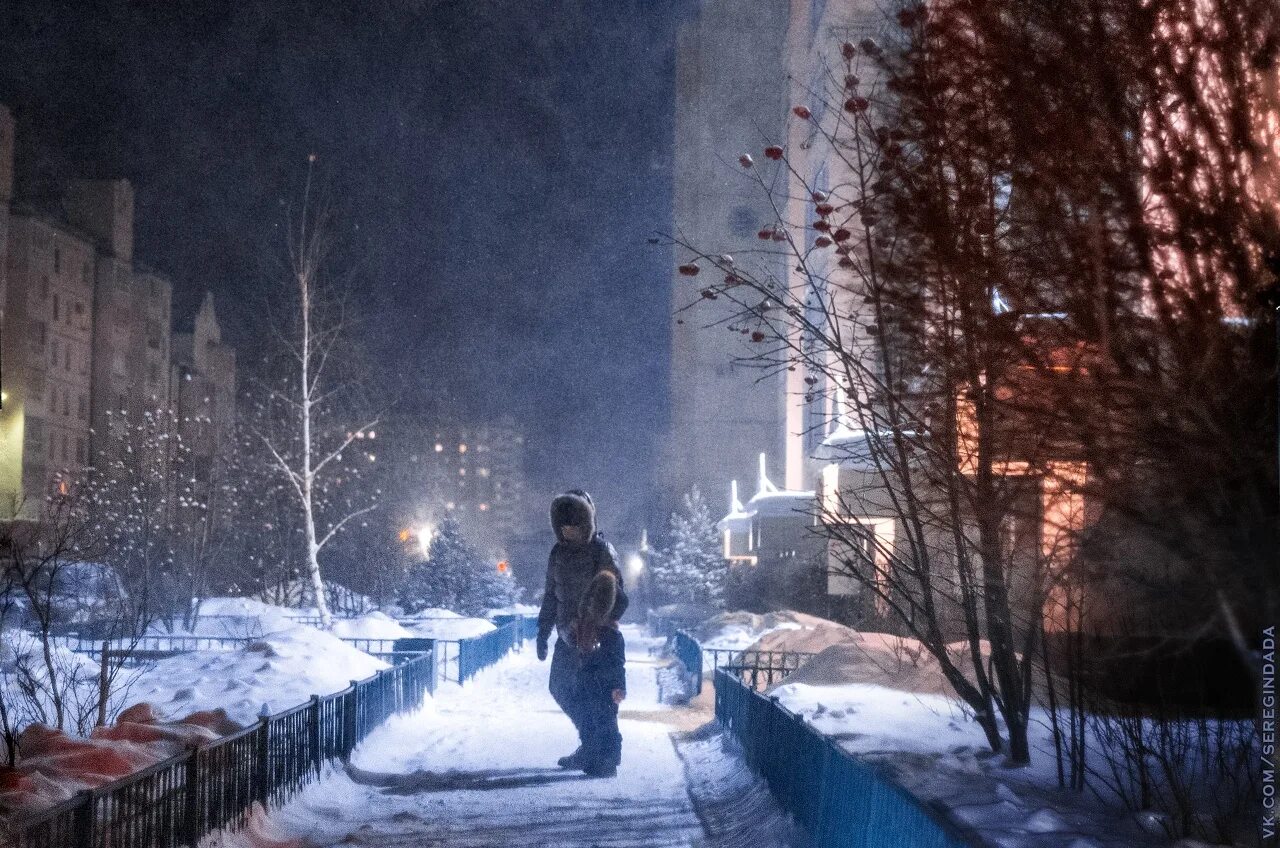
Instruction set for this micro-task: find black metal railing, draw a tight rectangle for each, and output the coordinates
[8,648,435,848]
[715,668,974,848]
[718,650,814,690]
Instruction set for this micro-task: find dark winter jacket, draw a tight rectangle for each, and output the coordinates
[581,625,627,697]
[537,491,629,647]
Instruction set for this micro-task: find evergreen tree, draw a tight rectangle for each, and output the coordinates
[399,518,518,616]
[651,487,727,609]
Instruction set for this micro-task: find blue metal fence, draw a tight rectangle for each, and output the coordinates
[715,667,975,848]
[457,619,524,683]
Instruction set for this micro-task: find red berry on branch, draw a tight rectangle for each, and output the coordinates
[758,228,773,240]
[701,289,717,299]
[751,331,767,342]
[833,228,852,242]
[812,191,828,203]
[841,41,856,60]
[679,263,701,276]
[844,97,870,113]
[845,74,860,89]
[816,203,835,216]
[792,105,812,120]
[764,145,784,160]
[814,236,833,248]
[813,220,831,232]
[739,154,754,168]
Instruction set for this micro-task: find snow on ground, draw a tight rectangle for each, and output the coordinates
[485,603,540,618]
[265,626,797,847]
[402,612,495,641]
[149,597,305,638]
[329,612,415,641]
[0,630,104,736]
[770,680,1171,847]
[127,626,388,727]
[688,610,818,651]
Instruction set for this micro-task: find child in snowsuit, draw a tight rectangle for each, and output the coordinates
[571,570,627,776]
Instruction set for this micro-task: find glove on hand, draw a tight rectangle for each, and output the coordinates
[536,634,549,662]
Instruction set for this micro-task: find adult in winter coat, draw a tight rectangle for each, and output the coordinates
[535,490,629,775]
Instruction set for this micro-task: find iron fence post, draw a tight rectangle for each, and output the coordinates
[309,695,322,775]
[254,716,270,807]
[183,748,201,847]
[73,789,95,848]
[344,682,359,758]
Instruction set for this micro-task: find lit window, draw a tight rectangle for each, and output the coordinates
[479,503,489,512]
[459,468,466,476]
[368,430,376,439]
[434,443,444,453]
[458,443,467,453]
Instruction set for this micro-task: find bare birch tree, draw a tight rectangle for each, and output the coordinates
[252,160,379,628]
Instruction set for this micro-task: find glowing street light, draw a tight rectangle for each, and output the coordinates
[417,524,436,558]
[626,554,645,577]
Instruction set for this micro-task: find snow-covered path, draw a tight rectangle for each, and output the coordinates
[265,626,797,847]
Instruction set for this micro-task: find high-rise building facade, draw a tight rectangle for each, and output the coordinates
[663,1,794,518]
[0,108,234,519]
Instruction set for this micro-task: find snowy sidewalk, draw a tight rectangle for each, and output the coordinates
[264,626,797,847]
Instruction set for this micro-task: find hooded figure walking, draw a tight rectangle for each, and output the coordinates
[536,490,628,777]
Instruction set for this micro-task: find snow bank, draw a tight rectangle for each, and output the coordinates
[688,610,823,650]
[408,607,465,619]
[763,633,992,697]
[329,611,414,640]
[150,597,303,638]
[485,603,540,617]
[128,626,388,727]
[770,681,1167,847]
[402,612,495,641]
[405,618,495,641]
[0,706,235,818]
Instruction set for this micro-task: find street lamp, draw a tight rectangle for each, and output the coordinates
[417,524,436,559]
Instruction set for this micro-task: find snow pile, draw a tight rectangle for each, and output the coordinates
[763,633,992,697]
[403,611,494,641]
[770,682,1166,847]
[152,597,303,638]
[329,611,414,640]
[687,609,821,650]
[485,603,540,617]
[0,705,233,816]
[128,626,388,727]
[741,616,859,655]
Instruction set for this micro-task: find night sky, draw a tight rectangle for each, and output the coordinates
[0,0,685,537]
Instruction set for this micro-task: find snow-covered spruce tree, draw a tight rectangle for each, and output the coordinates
[651,487,727,610]
[400,518,515,617]
[250,160,380,628]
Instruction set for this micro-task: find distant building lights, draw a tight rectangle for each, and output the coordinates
[435,443,444,452]
[458,443,468,453]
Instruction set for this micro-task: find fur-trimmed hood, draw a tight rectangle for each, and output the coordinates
[577,570,618,628]
[550,490,596,544]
